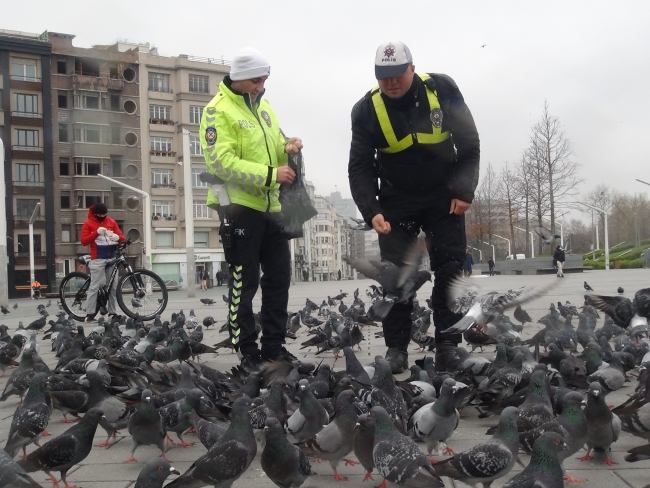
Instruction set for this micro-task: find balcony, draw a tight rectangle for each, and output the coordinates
[11,111,42,119]
[150,150,176,157]
[149,118,175,126]
[12,181,45,195]
[152,214,177,221]
[15,251,45,257]
[72,73,124,91]
[152,214,178,229]
[14,214,45,222]
[11,146,44,161]
[148,86,173,94]
[13,181,44,187]
[151,182,176,189]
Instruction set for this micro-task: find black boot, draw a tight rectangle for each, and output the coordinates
[435,340,460,372]
[385,347,409,374]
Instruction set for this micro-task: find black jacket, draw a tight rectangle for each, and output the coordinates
[348,73,480,225]
[553,248,566,263]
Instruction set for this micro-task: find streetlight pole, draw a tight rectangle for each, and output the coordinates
[513,226,535,258]
[0,139,8,306]
[492,234,511,259]
[181,129,196,298]
[97,174,151,270]
[469,245,482,262]
[636,179,650,187]
[29,202,42,286]
[481,241,495,261]
[576,202,609,270]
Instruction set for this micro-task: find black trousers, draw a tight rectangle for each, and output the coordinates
[220,204,290,360]
[378,187,465,349]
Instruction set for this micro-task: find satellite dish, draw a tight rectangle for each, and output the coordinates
[126,196,140,210]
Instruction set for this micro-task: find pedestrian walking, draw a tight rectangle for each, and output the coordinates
[200,269,209,291]
[488,257,495,276]
[554,245,566,278]
[463,248,474,277]
[348,41,480,373]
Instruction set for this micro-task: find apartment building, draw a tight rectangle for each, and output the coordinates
[0,30,54,298]
[46,32,144,281]
[137,49,230,286]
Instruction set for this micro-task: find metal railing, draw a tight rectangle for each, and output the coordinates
[11,111,43,119]
[14,214,45,221]
[10,75,41,82]
[12,145,43,152]
[13,181,44,187]
[179,54,231,65]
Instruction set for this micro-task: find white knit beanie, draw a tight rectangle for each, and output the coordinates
[230,48,270,81]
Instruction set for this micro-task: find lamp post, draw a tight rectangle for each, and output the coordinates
[0,139,8,306]
[29,202,42,286]
[492,234,511,259]
[469,245,482,262]
[636,179,650,187]
[181,129,196,298]
[513,226,535,258]
[482,241,495,261]
[576,202,609,270]
[97,174,151,270]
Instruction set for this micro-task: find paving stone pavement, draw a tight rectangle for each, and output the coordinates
[0,268,649,487]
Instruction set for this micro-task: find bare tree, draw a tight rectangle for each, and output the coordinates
[515,152,533,256]
[528,101,582,241]
[525,146,551,254]
[496,161,520,254]
[585,184,615,237]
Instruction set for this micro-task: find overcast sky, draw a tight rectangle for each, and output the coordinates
[4,1,650,220]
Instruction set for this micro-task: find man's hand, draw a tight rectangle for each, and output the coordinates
[284,137,303,157]
[108,233,120,243]
[276,166,296,184]
[371,214,391,234]
[97,227,107,236]
[450,199,471,215]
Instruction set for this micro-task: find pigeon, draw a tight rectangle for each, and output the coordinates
[584,281,594,292]
[165,396,257,488]
[287,383,330,443]
[354,412,379,483]
[85,370,132,447]
[261,417,314,488]
[363,357,408,431]
[134,458,180,488]
[187,410,228,450]
[445,279,552,334]
[584,294,636,328]
[0,448,41,487]
[124,389,167,463]
[433,407,521,488]
[579,382,621,465]
[342,347,372,385]
[617,287,624,294]
[1,349,38,402]
[370,406,444,488]
[501,432,568,488]
[4,373,51,458]
[158,389,204,447]
[534,226,561,245]
[513,305,532,325]
[299,389,359,480]
[587,352,625,393]
[18,408,104,488]
[0,306,9,315]
[344,238,431,320]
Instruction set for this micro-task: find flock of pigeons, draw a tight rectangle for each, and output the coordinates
[0,276,648,488]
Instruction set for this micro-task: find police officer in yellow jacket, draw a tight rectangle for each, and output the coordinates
[348,42,480,373]
[200,48,304,373]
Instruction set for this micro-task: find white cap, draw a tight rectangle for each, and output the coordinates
[230,47,271,81]
[374,41,413,80]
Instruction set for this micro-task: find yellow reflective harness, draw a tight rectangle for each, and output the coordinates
[371,74,450,154]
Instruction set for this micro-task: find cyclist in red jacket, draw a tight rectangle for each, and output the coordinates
[80,203,125,322]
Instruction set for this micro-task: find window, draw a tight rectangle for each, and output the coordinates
[58,91,68,108]
[148,72,170,92]
[152,201,174,218]
[111,126,121,144]
[60,158,70,176]
[60,192,70,209]
[75,91,100,110]
[152,169,174,186]
[16,199,40,218]
[14,129,40,149]
[84,192,103,208]
[61,224,71,243]
[18,234,41,254]
[11,58,37,81]
[151,136,172,152]
[194,231,209,248]
[13,93,38,116]
[111,156,122,177]
[57,59,66,75]
[193,200,212,219]
[190,135,202,156]
[155,231,174,248]
[112,188,123,209]
[150,105,171,120]
[192,168,209,188]
[74,158,102,176]
[74,124,102,143]
[110,94,120,111]
[59,123,69,142]
[189,105,203,124]
[15,163,40,185]
[189,74,209,93]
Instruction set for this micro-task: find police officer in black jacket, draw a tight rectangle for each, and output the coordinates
[348,41,480,373]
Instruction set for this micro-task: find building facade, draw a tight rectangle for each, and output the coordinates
[0,30,54,298]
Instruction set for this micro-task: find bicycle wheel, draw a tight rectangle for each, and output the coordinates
[59,272,91,321]
[116,269,168,320]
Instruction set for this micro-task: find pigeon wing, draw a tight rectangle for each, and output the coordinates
[447,277,481,315]
[20,433,78,471]
[396,238,427,290]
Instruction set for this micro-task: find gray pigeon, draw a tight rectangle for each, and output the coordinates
[343,347,371,384]
[502,432,568,488]
[165,396,257,488]
[579,382,621,465]
[85,370,133,447]
[407,378,459,457]
[587,352,625,393]
[362,357,408,432]
[354,413,378,482]
[187,410,228,450]
[0,448,41,487]
[134,458,180,488]
[299,389,359,480]
[125,389,167,463]
[433,407,521,488]
[158,388,204,446]
[370,406,444,488]
[4,373,51,458]
[287,382,330,443]
[261,417,314,488]
[18,409,104,488]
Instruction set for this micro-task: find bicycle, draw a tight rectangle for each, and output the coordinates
[59,240,168,321]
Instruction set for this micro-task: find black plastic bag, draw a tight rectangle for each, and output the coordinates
[279,151,317,239]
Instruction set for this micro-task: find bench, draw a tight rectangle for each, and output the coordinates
[16,285,48,291]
